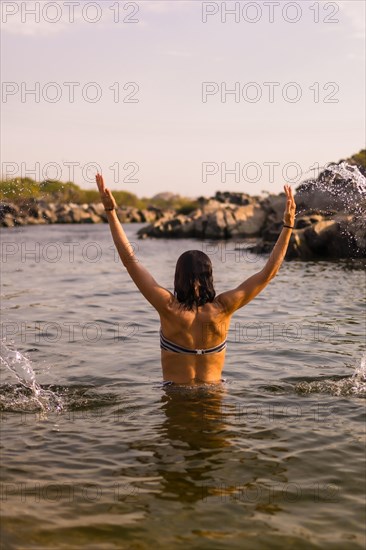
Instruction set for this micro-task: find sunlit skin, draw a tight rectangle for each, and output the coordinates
[96,174,296,384]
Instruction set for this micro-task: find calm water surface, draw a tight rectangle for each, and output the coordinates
[1,224,365,549]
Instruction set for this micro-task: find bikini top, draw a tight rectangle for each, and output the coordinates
[160,329,227,355]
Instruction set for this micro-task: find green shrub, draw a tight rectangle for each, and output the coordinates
[0,178,143,207]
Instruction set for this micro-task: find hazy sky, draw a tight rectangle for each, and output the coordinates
[1,0,365,197]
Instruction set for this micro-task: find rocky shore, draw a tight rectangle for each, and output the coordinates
[136,162,366,259]
[0,200,167,227]
[136,195,365,260]
[1,160,365,260]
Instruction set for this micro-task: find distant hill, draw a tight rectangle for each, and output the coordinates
[151,192,180,202]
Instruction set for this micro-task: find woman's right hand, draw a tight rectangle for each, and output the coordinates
[96,173,117,211]
[283,184,296,226]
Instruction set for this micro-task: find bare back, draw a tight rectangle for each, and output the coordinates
[159,296,231,384]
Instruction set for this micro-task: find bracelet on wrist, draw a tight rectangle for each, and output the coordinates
[283,224,294,229]
[105,207,115,211]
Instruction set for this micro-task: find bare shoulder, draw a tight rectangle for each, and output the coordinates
[157,289,177,313]
[212,296,231,315]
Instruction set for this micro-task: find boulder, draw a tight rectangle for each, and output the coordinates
[26,216,47,225]
[223,209,237,234]
[0,202,20,226]
[303,220,339,254]
[42,208,58,223]
[127,208,142,223]
[88,202,107,221]
[203,209,228,239]
[231,204,266,237]
[2,214,16,227]
[295,214,324,229]
[137,202,268,240]
[350,218,366,252]
[201,199,225,214]
[284,214,365,259]
[214,191,253,205]
[71,205,101,223]
[257,193,288,241]
[140,209,157,223]
[295,162,366,214]
[259,193,287,222]
[55,204,74,223]
[116,207,131,223]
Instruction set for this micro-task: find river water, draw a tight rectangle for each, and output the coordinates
[1,224,365,549]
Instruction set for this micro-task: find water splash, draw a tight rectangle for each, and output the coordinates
[326,161,366,195]
[294,354,366,398]
[293,160,366,257]
[332,160,365,182]
[0,342,36,385]
[297,161,365,213]
[0,340,64,413]
[0,340,120,415]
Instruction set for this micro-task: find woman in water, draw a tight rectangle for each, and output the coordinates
[96,174,296,384]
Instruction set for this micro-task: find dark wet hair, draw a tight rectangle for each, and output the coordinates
[174,250,215,310]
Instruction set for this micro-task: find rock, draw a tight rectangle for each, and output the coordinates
[295,162,366,214]
[140,209,157,223]
[117,206,158,223]
[42,211,57,223]
[87,202,109,221]
[257,193,288,241]
[295,214,324,229]
[231,204,267,237]
[0,202,19,216]
[223,209,237,233]
[71,205,101,223]
[214,191,253,205]
[164,215,190,235]
[204,209,228,239]
[27,216,47,225]
[283,214,365,259]
[129,209,142,223]
[116,207,130,223]
[1,159,365,261]
[259,193,287,222]
[137,202,267,240]
[330,215,366,258]
[2,214,15,227]
[350,218,366,252]
[201,199,225,214]
[55,204,74,223]
[303,220,339,254]
[88,202,105,217]
[0,202,20,226]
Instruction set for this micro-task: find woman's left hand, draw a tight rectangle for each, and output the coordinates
[96,173,117,211]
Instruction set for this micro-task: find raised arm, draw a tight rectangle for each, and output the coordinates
[216,184,296,314]
[96,173,172,312]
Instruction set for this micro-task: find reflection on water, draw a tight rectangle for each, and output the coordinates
[0,225,365,549]
[157,386,230,504]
